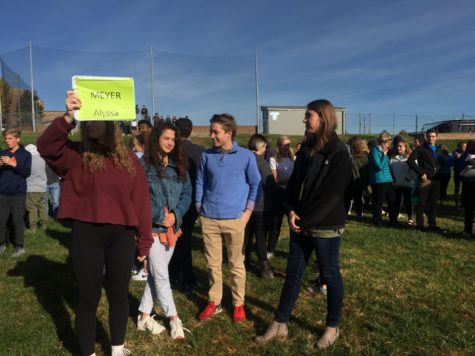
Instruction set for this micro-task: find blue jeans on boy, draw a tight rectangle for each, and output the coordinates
[275,232,343,327]
[46,182,60,217]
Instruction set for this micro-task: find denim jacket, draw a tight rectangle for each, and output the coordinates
[142,158,192,234]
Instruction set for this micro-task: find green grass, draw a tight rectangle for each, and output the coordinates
[0,197,474,355]
[1,132,473,355]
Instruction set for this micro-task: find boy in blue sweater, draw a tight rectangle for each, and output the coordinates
[196,114,261,323]
[0,128,32,257]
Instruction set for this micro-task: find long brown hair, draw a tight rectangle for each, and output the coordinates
[144,123,188,181]
[79,121,135,175]
[306,99,337,152]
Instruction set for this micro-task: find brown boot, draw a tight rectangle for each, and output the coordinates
[316,327,339,349]
[259,261,274,279]
[255,321,288,343]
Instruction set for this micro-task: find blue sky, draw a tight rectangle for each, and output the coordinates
[1,0,475,131]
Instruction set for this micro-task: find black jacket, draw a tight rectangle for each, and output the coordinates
[407,142,444,180]
[284,134,351,231]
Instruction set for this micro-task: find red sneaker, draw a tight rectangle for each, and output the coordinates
[198,302,222,321]
[233,304,246,323]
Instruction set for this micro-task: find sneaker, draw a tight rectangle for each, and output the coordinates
[137,315,166,335]
[407,219,415,226]
[170,317,190,339]
[0,244,6,254]
[132,268,148,281]
[198,302,222,321]
[233,304,246,323]
[111,345,131,356]
[320,283,328,296]
[266,252,274,260]
[11,247,25,257]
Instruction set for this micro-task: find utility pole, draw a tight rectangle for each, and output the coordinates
[254,53,260,133]
[29,41,36,132]
[392,114,395,135]
[368,114,372,134]
[415,114,419,132]
[150,46,155,115]
[358,114,361,134]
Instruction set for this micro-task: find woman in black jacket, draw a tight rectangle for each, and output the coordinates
[255,99,351,349]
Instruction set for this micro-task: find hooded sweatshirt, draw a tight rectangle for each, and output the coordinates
[25,144,47,193]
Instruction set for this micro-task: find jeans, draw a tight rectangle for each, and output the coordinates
[244,211,271,262]
[275,232,343,327]
[169,208,198,285]
[0,194,26,248]
[416,180,440,229]
[139,239,177,317]
[46,182,60,217]
[371,183,397,226]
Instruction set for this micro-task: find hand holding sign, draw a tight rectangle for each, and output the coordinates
[64,90,82,124]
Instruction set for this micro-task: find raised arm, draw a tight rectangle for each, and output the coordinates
[37,91,82,177]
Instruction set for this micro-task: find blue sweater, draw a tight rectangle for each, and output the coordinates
[368,146,393,184]
[0,145,32,195]
[196,142,261,219]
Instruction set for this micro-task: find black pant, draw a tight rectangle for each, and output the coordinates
[267,202,285,254]
[462,181,475,234]
[0,194,26,248]
[371,183,396,226]
[70,220,135,356]
[439,174,451,201]
[169,208,198,285]
[416,179,440,229]
[244,211,271,263]
[393,186,413,220]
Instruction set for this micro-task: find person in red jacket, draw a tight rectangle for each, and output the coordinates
[37,91,153,356]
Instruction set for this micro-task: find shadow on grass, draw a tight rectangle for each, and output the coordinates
[46,224,72,251]
[7,255,110,356]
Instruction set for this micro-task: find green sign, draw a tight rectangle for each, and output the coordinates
[72,76,136,121]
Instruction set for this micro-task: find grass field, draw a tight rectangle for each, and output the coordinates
[0,132,474,355]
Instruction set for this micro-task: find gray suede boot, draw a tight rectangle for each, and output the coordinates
[255,321,288,343]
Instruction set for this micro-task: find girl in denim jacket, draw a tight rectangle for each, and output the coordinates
[137,123,192,339]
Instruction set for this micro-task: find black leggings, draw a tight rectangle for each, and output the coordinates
[71,220,136,355]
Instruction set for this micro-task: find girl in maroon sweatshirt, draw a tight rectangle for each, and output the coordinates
[37,91,153,356]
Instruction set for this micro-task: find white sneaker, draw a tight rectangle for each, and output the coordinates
[132,268,148,281]
[137,315,166,335]
[266,252,274,260]
[111,345,131,356]
[170,317,190,340]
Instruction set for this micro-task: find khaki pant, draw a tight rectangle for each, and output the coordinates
[201,216,246,306]
[26,192,47,229]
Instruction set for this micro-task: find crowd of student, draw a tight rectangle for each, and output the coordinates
[1,91,474,355]
[344,132,475,235]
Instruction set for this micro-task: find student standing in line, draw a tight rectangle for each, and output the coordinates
[244,134,277,278]
[0,128,32,257]
[196,114,260,323]
[453,141,467,208]
[368,132,397,226]
[390,139,416,225]
[24,144,48,232]
[169,117,204,292]
[255,99,351,349]
[136,123,192,339]
[267,135,295,259]
[407,129,444,232]
[460,141,475,236]
[37,91,153,356]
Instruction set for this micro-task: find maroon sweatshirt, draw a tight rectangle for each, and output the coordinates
[37,116,153,256]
